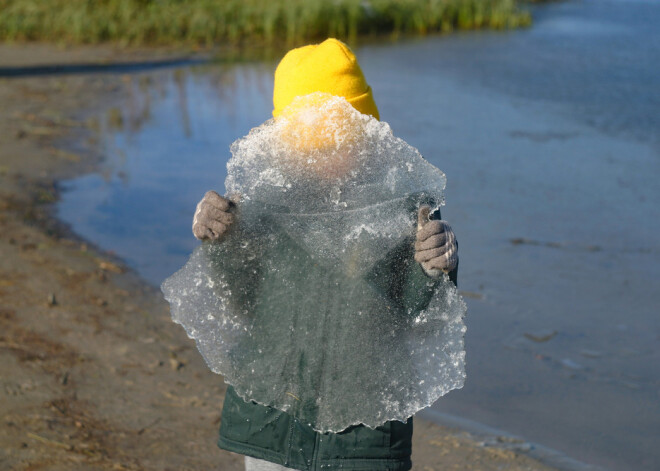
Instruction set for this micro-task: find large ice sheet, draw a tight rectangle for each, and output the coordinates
[162,94,466,432]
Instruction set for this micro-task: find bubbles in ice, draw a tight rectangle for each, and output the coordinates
[162,93,466,432]
[226,93,446,214]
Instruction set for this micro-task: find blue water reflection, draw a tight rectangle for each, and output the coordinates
[60,64,274,283]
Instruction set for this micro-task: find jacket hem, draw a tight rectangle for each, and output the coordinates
[217,435,412,471]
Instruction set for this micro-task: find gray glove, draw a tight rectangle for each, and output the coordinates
[414,205,458,277]
[192,191,235,240]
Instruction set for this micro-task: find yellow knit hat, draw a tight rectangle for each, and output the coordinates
[273,38,379,120]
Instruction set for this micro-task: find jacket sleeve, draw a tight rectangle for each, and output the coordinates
[203,222,267,316]
[400,252,458,314]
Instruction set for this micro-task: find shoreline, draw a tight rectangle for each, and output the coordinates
[418,409,604,471]
[1,42,564,471]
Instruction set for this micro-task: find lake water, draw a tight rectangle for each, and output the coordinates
[58,0,660,469]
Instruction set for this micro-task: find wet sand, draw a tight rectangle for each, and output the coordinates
[0,43,560,471]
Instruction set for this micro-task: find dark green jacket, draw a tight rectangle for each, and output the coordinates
[217,206,457,471]
[219,386,415,471]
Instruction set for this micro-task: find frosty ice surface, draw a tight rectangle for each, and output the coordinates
[162,94,466,432]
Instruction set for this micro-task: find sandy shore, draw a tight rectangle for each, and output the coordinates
[0,43,560,471]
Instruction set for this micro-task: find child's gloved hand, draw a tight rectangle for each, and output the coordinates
[414,205,458,277]
[192,191,235,240]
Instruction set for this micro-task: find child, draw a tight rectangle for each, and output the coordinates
[191,39,458,471]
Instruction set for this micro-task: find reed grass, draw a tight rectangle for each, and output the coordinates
[0,0,532,46]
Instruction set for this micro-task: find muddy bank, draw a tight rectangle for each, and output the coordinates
[0,43,559,471]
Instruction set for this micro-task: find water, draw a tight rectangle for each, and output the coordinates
[58,0,660,469]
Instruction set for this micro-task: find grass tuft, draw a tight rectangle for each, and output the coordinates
[0,0,533,46]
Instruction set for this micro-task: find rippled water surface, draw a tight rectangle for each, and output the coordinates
[58,1,660,469]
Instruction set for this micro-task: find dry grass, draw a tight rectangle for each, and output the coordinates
[0,0,532,46]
